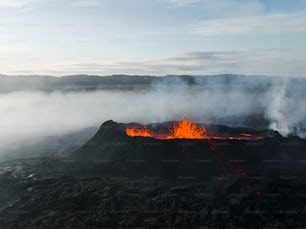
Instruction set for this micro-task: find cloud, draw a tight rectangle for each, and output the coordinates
[167,0,237,8]
[166,0,205,7]
[165,0,264,15]
[189,11,306,36]
[8,50,303,77]
[0,0,34,8]
[0,45,32,53]
[70,0,101,7]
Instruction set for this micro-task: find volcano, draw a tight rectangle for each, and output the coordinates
[73,119,306,180]
[2,119,306,228]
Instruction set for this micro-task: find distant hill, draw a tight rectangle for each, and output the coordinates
[0,74,153,92]
[1,74,305,93]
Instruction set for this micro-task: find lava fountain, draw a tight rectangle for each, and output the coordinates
[166,118,207,139]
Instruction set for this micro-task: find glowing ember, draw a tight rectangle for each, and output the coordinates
[125,118,263,140]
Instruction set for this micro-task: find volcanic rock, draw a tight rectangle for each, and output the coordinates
[73,120,306,180]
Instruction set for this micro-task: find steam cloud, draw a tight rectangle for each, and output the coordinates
[0,76,305,158]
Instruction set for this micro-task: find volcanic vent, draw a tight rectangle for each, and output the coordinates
[125,118,263,140]
[72,118,306,180]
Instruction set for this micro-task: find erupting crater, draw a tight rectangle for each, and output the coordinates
[126,118,263,140]
[74,119,302,180]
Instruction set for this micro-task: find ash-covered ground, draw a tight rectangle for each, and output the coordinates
[1,120,306,228]
[1,158,306,228]
[0,159,306,228]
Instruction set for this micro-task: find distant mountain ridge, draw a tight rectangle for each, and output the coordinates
[0,74,155,92]
[1,74,305,93]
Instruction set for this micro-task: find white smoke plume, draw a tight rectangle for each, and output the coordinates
[265,77,290,136]
[0,75,305,159]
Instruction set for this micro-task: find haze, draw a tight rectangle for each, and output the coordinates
[1,75,306,159]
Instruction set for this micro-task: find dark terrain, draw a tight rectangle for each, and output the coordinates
[1,120,306,228]
[1,158,306,228]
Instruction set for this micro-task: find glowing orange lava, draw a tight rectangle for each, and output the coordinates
[126,126,152,137]
[166,118,207,139]
[125,118,262,140]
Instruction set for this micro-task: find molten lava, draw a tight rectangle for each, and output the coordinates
[126,126,152,137]
[166,118,207,139]
[125,118,262,140]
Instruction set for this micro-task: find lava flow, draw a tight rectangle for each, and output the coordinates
[125,126,152,137]
[125,118,262,140]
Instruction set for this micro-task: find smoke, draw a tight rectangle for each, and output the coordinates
[265,77,290,136]
[0,75,305,158]
[263,77,306,137]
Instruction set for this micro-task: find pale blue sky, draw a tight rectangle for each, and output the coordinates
[1,0,306,76]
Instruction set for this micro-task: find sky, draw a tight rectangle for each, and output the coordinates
[0,0,306,76]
